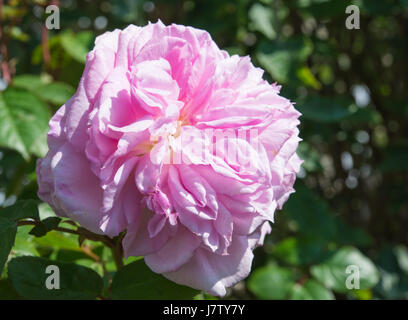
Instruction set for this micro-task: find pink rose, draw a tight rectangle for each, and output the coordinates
[36,21,302,296]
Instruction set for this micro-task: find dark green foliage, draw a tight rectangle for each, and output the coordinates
[111,260,199,300]
[29,217,62,237]
[0,218,17,274]
[8,256,104,300]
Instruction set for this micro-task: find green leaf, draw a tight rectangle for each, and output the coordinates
[12,225,40,257]
[0,279,23,300]
[34,83,75,105]
[55,249,93,263]
[1,5,25,20]
[290,280,334,300]
[311,247,379,294]
[249,4,276,40]
[9,26,29,42]
[1,200,40,221]
[297,95,355,123]
[395,246,408,275]
[297,142,322,172]
[0,218,18,274]
[374,245,408,299]
[257,37,312,83]
[273,237,326,266]
[32,36,64,66]
[248,264,295,299]
[12,74,43,91]
[8,256,104,299]
[335,220,373,247]
[352,288,373,300]
[0,88,51,159]
[111,260,199,299]
[194,292,219,300]
[33,230,80,251]
[29,217,62,237]
[296,66,322,90]
[284,182,337,241]
[38,203,57,220]
[60,31,94,64]
[13,74,75,106]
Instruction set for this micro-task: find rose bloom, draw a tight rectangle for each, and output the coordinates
[37,21,302,296]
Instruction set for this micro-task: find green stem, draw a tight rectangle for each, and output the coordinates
[111,245,124,270]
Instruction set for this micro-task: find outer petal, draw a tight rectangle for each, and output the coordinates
[37,142,103,234]
[144,226,201,273]
[122,209,172,257]
[163,235,255,296]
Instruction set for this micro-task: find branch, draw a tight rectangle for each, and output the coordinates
[0,0,11,84]
[81,245,112,282]
[41,23,51,72]
[17,220,116,248]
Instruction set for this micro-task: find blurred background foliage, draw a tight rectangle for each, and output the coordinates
[0,0,407,300]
